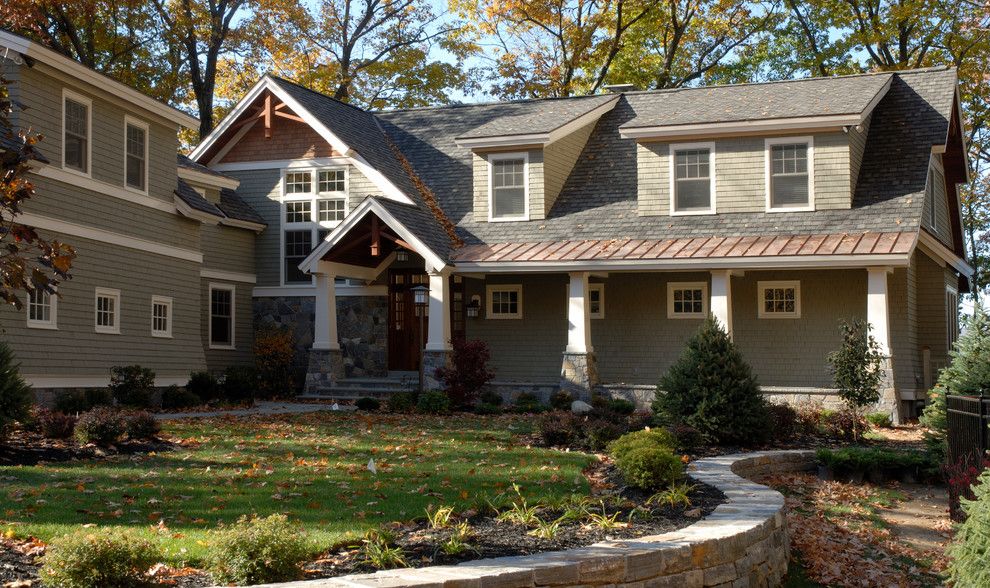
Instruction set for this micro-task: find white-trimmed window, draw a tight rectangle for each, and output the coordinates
[94,288,121,334]
[63,90,91,174]
[947,286,959,349]
[758,281,801,318]
[589,284,604,319]
[670,143,715,214]
[668,282,707,318]
[151,296,172,338]
[766,137,813,211]
[209,284,235,349]
[124,117,148,191]
[488,153,528,221]
[487,284,522,319]
[27,288,57,329]
[282,167,349,285]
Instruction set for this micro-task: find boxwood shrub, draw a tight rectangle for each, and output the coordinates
[40,528,162,588]
[206,514,311,585]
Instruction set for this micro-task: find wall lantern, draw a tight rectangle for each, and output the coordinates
[466,295,481,319]
[411,284,429,307]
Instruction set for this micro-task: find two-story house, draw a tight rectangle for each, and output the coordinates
[0,30,265,401]
[190,68,971,420]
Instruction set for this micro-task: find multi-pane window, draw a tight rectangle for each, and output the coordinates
[487,285,522,319]
[285,201,311,223]
[319,199,346,223]
[285,171,312,194]
[27,288,56,329]
[151,296,172,338]
[668,283,707,318]
[64,95,89,172]
[209,286,234,348]
[758,281,800,318]
[490,156,527,220]
[125,121,147,190]
[947,288,959,349]
[94,288,121,333]
[672,146,713,213]
[768,141,811,209]
[284,230,312,284]
[319,169,345,192]
[589,284,604,319]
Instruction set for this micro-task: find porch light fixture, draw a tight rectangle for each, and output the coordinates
[466,295,481,319]
[412,284,429,392]
[396,250,410,262]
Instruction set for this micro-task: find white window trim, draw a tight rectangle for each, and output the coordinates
[757,280,801,319]
[589,283,604,319]
[280,167,351,287]
[62,88,92,178]
[26,289,57,330]
[667,282,708,319]
[151,295,173,338]
[669,142,716,216]
[208,283,236,349]
[123,115,150,194]
[486,284,523,319]
[946,285,959,350]
[765,136,815,213]
[94,287,121,334]
[487,152,530,222]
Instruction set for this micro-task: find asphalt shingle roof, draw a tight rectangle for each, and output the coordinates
[177,153,236,180]
[175,178,223,217]
[455,94,618,139]
[219,188,267,226]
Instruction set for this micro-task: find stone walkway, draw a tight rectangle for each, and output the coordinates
[156,401,354,421]
[881,484,951,553]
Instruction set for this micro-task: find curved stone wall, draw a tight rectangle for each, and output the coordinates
[235,450,817,588]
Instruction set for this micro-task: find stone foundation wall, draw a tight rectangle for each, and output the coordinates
[254,295,388,389]
[233,450,815,588]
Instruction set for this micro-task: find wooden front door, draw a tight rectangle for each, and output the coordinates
[387,271,468,372]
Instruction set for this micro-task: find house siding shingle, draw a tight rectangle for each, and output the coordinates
[543,120,598,215]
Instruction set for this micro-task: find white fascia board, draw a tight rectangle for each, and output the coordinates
[919,229,974,277]
[348,152,413,205]
[452,253,912,273]
[178,167,240,190]
[219,217,266,233]
[0,31,197,130]
[298,198,447,275]
[618,114,864,140]
[173,195,222,225]
[210,157,352,172]
[189,77,272,160]
[454,96,620,149]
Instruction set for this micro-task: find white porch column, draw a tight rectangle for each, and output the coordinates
[566,272,593,353]
[312,269,340,351]
[425,270,452,352]
[710,270,733,339]
[867,267,891,355]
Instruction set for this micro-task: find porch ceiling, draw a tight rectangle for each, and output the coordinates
[321,213,403,268]
[451,230,918,263]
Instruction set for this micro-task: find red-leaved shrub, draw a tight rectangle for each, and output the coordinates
[435,339,494,408]
[946,453,990,521]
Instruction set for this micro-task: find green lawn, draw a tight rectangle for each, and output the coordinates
[1,411,594,564]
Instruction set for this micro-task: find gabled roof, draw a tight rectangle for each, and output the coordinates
[454,94,619,148]
[174,178,266,230]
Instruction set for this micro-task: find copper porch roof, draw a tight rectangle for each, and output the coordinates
[450,231,918,263]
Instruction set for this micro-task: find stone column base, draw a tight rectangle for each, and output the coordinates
[561,351,599,401]
[304,348,344,395]
[421,349,450,391]
[877,356,900,424]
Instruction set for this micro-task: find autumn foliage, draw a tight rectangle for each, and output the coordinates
[435,338,495,408]
[254,325,296,397]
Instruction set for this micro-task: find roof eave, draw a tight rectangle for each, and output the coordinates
[455,95,619,149]
[177,166,240,190]
[173,195,222,225]
[618,113,866,141]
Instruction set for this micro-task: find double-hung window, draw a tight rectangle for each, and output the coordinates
[151,296,172,338]
[757,281,800,318]
[63,90,91,174]
[589,284,604,319]
[209,284,234,348]
[95,288,121,334]
[946,287,959,349]
[125,117,148,191]
[668,282,707,318]
[489,154,528,221]
[27,288,57,329]
[670,143,715,214]
[766,138,813,211]
[282,168,348,285]
[487,284,522,319]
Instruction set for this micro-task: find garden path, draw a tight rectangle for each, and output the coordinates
[880,484,951,553]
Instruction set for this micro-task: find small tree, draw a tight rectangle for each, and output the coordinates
[0,341,32,440]
[653,317,769,445]
[949,468,990,585]
[827,319,886,441]
[254,325,295,398]
[435,338,494,408]
[1,75,76,309]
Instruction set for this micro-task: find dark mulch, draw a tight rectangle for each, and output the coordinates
[0,539,40,586]
[0,429,174,466]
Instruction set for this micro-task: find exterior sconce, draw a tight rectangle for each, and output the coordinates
[466,295,481,319]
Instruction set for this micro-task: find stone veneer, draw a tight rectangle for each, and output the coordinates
[220,450,815,588]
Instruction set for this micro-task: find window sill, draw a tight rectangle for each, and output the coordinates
[486,315,522,320]
[757,314,801,319]
[209,344,236,350]
[151,332,173,339]
[667,314,706,319]
[487,216,529,223]
[95,328,121,334]
[766,206,815,213]
[26,322,58,330]
[124,184,149,196]
[61,165,91,179]
[670,209,716,217]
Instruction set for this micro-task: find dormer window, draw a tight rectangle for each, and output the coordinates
[488,153,528,221]
[766,137,814,211]
[670,143,715,215]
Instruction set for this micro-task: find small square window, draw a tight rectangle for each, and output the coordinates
[318,169,345,192]
[151,296,172,338]
[757,281,800,318]
[668,282,707,318]
[95,288,121,334]
[285,171,312,194]
[319,199,346,223]
[285,200,312,223]
[27,288,57,329]
[487,285,522,319]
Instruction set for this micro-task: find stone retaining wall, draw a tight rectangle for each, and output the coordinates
[238,450,816,588]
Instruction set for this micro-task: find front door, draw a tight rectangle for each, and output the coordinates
[388,270,428,371]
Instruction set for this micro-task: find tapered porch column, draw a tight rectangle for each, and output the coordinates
[422,269,452,389]
[710,270,733,339]
[305,266,344,395]
[561,272,598,400]
[867,267,899,422]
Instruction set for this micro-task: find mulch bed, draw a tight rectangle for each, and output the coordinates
[0,430,174,467]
